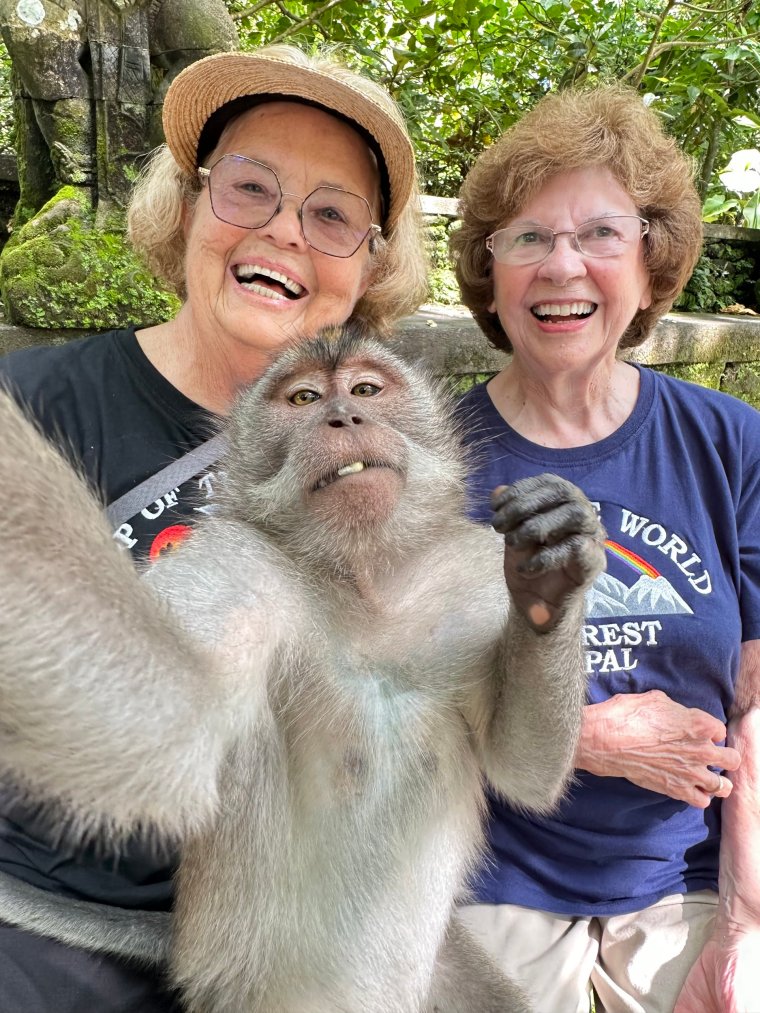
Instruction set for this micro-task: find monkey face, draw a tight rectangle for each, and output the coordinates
[274,352,410,529]
[225,329,464,539]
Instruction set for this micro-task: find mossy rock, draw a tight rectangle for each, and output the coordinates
[721,361,760,410]
[0,186,179,329]
[652,361,724,389]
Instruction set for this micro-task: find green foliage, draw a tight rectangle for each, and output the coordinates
[651,361,724,390]
[225,0,760,200]
[722,361,760,410]
[0,187,179,329]
[2,2,759,202]
[0,39,12,154]
[426,217,459,305]
[674,242,757,314]
[448,372,497,396]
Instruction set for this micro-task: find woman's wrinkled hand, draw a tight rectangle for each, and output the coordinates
[576,690,740,807]
[674,929,760,1013]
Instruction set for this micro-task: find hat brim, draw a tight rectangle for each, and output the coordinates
[162,51,415,230]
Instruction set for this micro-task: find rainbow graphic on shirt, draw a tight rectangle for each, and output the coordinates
[585,540,692,617]
[604,540,660,579]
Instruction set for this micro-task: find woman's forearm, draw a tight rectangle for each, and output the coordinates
[717,706,760,934]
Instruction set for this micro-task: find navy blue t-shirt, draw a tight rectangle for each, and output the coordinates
[458,365,760,916]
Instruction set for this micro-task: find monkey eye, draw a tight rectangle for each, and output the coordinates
[351,383,382,397]
[289,389,321,406]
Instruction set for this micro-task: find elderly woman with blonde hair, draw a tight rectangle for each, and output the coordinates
[0,43,427,1012]
[452,86,760,1013]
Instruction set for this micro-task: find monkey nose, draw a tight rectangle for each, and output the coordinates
[327,408,364,428]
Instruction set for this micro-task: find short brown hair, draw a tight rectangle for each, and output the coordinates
[451,86,703,351]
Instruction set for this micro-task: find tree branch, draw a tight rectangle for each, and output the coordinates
[673,0,750,13]
[515,0,565,41]
[623,30,760,83]
[232,0,284,21]
[630,0,678,89]
[699,113,723,199]
[269,0,348,42]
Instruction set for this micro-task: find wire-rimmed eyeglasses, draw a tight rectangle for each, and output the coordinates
[485,215,650,266]
[197,154,382,259]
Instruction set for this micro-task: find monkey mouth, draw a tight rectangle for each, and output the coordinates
[312,460,396,491]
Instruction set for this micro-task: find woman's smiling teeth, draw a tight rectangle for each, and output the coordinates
[234,264,305,300]
[532,300,596,320]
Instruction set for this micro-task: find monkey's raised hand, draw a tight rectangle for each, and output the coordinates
[492,474,606,633]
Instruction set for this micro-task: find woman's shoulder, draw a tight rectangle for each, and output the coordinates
[0,328,137,419]
[649,366,760,435]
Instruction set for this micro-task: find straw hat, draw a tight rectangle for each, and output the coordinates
[162,50,416,231]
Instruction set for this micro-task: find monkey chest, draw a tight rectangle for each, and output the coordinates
[283,656,470,819]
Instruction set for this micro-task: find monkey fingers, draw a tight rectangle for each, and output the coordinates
[491,473,600,547]
[504,541,590,631]
[495,476,606,631]
[512,535,595,580]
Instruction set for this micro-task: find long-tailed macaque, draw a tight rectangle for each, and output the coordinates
[0,329,605,1012]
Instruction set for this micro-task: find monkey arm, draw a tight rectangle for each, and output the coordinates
[423,915,530,1013]
[465,474,605,812]
[471,598,590,814]
[0,391,234,841]
[674,640,760,1013]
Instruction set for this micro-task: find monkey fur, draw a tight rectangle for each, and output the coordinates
[0,328,605,1012]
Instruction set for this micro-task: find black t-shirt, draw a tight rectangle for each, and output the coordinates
[1,327,221,562]
[0,328,222,1009]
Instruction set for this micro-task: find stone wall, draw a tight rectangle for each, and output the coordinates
[395,306,760,407]
[3,305,760,408]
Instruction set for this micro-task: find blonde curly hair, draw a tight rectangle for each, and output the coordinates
[128,45,428,334]
[451,85,703,351]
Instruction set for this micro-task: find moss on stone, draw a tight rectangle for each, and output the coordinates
[721,361,760,410]
[448,372,497,396]
[652,361,725,389]
[0,185,179,329]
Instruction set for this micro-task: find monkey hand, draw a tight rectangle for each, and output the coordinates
[491,474,606,633]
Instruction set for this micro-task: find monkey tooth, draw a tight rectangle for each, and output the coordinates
[314,461,367,491]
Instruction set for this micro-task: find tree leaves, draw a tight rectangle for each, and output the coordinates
[222,0,757,201]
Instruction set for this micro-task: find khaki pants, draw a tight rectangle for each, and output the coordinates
[457,891,717,1013]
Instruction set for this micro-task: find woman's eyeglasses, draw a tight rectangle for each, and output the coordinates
[486,216,650,266]
[198,154,381,259]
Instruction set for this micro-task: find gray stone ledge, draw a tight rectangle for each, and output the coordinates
[2,305,760,374]
[389,305,760,374]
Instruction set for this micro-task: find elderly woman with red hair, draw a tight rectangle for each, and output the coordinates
[452,86,760,1013]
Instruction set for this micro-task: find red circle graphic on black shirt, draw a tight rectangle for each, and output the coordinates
[150,524,193,561]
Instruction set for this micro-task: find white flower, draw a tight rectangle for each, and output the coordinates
[719,149,760,195]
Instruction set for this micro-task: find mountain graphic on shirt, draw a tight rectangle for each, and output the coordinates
[586,558,693,619]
